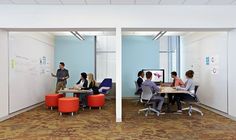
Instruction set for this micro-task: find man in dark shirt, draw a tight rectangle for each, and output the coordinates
[51,62,69,93]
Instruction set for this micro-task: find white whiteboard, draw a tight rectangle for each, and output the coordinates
[9,33,54,113]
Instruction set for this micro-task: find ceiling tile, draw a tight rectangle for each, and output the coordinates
[11,0,36,4]
[36,0,62,4]
[160,0,185,5]
[208,0,235,5]
[61,0,85,4]
[0,0,235,5]
[184,0,209,5]
[111,0,135,5]
[86,0,110,4]
[135,0,161,5]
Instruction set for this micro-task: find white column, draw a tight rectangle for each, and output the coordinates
[228,29,236,118]
[116,27,122,122]
[0,30,9,119]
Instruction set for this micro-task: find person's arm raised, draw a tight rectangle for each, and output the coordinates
[51,73,56,77]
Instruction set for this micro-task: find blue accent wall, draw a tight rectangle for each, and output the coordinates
[55,36,95,88]
[122,36,160,97]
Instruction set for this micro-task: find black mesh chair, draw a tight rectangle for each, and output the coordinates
[134,81,142,105]
[182,85,204,116]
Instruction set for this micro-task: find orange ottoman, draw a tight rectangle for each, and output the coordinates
[58,97,79,116]
[45,94,64,110]
[87,94,105,110]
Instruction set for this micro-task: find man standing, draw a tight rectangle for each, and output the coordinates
[51,62,69,93]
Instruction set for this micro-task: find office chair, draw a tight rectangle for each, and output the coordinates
[138,85,160,117]
[98,78,112,100]
[99,78,112,94]
[182,85,204,116]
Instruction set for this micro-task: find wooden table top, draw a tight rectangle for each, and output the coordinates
[159,87,190,94]
[59,89,91,93]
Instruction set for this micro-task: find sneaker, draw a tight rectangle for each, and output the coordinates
[160,112,166,115]
[177,110,182,113]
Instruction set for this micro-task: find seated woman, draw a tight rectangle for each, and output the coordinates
[73,72,88,90]
[83,73,99,93]
[174,70,195,113]
[136,70,144,96]
[73,72,88,107]
[79,73,100,108]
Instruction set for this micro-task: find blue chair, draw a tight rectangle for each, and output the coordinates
[98,78,112,95]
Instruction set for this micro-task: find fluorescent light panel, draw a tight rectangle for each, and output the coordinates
[153,31,167,40]
[70,31,85,40]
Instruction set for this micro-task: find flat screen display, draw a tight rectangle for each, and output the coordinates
[142,69,165,83]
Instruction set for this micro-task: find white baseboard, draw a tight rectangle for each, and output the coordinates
[197,104,236,121]
[0,102,44,122]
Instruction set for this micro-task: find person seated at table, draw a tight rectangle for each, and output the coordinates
[72,72,88,107]
[73,72,88,90]
[171,71,184,87]
[168,71,184,105]
[81,73,100,107]
[174,70,195,113]
[135,70,144,96]
[142,71,164,114]
[83,73,100,94]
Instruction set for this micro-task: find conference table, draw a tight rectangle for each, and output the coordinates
[159,87,190,94]
[59,88,92,97]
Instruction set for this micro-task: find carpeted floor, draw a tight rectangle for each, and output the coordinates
[0,99,236,140]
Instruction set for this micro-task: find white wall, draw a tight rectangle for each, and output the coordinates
[0,30,9,118]
[0,5,236,28]
[181,32,228,113]
[228,29,236,117]
[8,32,54,113]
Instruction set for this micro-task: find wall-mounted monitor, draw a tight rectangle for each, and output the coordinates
[142,69,165,83]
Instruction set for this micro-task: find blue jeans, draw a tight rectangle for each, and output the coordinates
[150,95,164,111]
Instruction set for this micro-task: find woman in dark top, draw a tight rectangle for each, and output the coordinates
[136,70,144,95]
[82,73,96,90]
[73,72,88,108]
[75,72,88,89]
[137,70,144,87]
[84,73,100,108]
[83,73,100,94]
